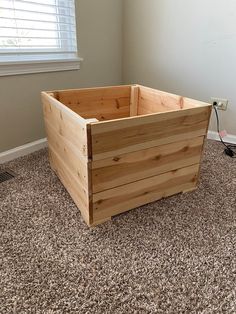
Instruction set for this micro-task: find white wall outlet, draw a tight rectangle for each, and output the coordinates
[211,97,228,110]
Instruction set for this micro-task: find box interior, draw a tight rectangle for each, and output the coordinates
[53,85,208,123]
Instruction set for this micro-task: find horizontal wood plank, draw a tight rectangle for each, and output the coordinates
[90,106,211,160]
[57,85,131,101]
[45,86,132,122]
[92,137,204,192]
[41,92,89,157]
[92,164,200,221]
[65,98,130,121]
[45,120,89,189]
[138,85,211,114]
[57,85,131,121]
[49,146,90,225]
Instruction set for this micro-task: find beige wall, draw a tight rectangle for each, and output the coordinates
[123,0,236,136]
[0,0,123,152]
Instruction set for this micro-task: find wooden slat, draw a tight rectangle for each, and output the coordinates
[92,164,200,221]
[49,146,90,225]
[130,85,139,116]
[42,91,92,225]
[57,85,131,121]
[138,85,211,115]
[90,106,212,160]
[57,85,131,101]
[45,120,89,189]
[65,98,130,121]
[41,92,89,157]
[92,137,204,193]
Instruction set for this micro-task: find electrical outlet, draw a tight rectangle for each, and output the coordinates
[211,97,228,110]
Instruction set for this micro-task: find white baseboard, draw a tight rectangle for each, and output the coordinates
[0,138,48,164]
[207,131,236,145]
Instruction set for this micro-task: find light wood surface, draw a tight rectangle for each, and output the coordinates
[92,137,204,192]
[42,92,89,157]
[45,121,89,189]
[49,146,90,225]
[90,106,211,160]
[41,91,92,225]
[138,85,211,114]
[42,85,212,227]
[57,85,131,121]
[65,99,129,121]
[130,85,139,116]
[92,164,200,221]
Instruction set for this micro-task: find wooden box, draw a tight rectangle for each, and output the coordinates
[41,85,212,226]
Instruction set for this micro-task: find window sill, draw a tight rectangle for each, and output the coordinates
[0,57,83,77]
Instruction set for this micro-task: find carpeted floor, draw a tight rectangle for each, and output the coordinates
[0,140,236,314]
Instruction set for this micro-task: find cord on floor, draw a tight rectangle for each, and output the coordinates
[213,105,236,158]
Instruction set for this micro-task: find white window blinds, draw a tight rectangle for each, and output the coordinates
[0,0,78,62]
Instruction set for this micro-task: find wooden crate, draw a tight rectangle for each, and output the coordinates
[41,85,212,226]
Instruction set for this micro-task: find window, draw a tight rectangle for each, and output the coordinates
[0,0,81,76]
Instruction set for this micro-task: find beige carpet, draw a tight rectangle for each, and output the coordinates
[0,140,236,313]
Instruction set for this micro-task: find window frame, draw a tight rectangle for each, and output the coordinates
[0,0,82,76]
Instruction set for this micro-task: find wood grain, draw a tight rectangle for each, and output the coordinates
[41,92,89,157]
[49,146,90,225]
[57,85,131,101]
[138,85,211,114]
[45,120,89,189]
[90,106,211,160]
[130,85,139,116]
[92,164,200,221]
[57,85,131,121]
[92,137,204,192]
[42,91,92,225]
[65,98,129,121]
